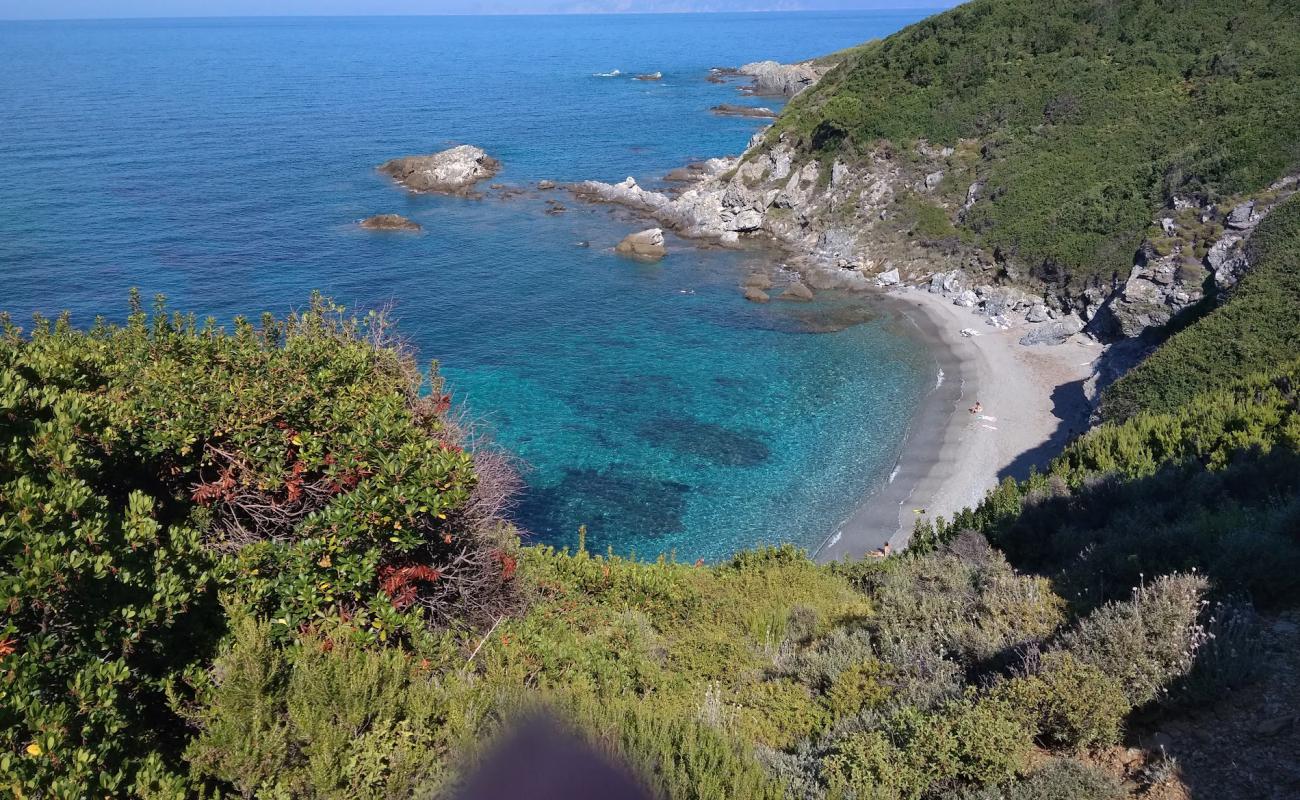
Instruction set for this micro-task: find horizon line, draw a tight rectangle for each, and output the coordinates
[1,6,948,22]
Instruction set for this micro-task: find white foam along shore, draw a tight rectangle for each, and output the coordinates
[814,286,1101,562]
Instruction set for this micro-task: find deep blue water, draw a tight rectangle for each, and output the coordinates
[0,11,935,560]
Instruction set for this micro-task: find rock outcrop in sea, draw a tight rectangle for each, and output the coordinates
[359,214,421,231]
[378,145,500,194]
[735,60,823,98]
[615,228,667,260]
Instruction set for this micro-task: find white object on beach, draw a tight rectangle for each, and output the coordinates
[978,415,997,422]
[981,424,998,431]
[960,328,981,338]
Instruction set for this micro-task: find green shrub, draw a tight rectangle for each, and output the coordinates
[999,651,1129,750]
[820,695,1031,800]
[856,551,1065,667]
[0,295,520,795]
[953,758,1123,800]
[186,611,476,798]
[1059,573,1209,707]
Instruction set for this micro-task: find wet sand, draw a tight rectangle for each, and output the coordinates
[815,286,1101,562]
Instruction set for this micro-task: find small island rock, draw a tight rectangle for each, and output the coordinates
[359,214,421,231]
[378,145,500,194]
[615,228,667,260]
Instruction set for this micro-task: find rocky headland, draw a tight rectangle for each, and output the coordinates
[378,145,500,194]
[712,60,827,98]
[569,59,1299,367]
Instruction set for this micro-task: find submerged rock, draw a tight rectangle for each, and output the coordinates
[634,72,663,81]
[743,287,770,303]
[615,228,667,260]
[779,280,814,301]
[710,104,777,119]
[358,214,421,231]
[378,145,500,194]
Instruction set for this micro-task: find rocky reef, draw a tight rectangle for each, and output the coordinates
[359,213,421,231]
[710,104,777,119]
[378,145,500,194]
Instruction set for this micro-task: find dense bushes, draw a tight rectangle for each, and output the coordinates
[0,295,519,796]
[770,0,1300,288]
[1,294,1272,798]
[1101,194,1300,421]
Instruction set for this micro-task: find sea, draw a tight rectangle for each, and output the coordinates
[0,10,938,561]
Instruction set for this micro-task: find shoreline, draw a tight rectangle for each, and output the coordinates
[814,286,1101,562]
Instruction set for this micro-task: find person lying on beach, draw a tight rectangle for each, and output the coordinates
[969,401,983,415]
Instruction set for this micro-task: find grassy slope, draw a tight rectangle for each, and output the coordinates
[1100,194,1300,421]
[771,0,1300,288]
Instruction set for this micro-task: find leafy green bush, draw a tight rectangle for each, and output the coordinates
[186,611,469,799]
[0,294,519,795]
[820,695,1032,800]
[952,758,1123,800]
[853,551,1065,667]
[998,651,1128,750]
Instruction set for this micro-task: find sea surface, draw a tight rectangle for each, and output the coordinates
[0,11,936,560]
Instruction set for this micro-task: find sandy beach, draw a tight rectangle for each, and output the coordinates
[815,286,1102,562]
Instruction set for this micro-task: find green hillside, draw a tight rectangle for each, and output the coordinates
[771,0,1300,288]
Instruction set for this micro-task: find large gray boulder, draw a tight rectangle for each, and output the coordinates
[1018,315,1084,346]
[379,145,500,194]
[737,60,822,97]
[615,228,667,260]
[875,268,900,287]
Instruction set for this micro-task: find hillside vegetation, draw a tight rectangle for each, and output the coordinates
[771,0,1300,288]
[4,292,1297,798]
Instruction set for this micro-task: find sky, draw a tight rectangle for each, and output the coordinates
[0,0,958,20]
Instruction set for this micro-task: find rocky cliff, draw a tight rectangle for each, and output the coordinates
[571,58,1299,350]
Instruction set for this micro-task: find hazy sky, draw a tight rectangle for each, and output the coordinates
[0,0,958,20]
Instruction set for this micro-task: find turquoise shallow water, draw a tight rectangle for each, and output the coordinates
[0,11,934,560]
